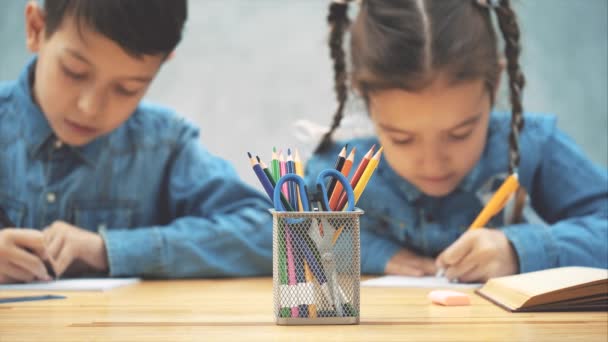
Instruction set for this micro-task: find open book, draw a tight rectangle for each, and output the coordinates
[476,267,607,312]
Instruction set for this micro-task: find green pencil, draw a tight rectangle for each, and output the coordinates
[272,147,280,184]
[257,157,294,211]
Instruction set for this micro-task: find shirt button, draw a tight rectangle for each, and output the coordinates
[46,192,56,203]
[54,140,63,149]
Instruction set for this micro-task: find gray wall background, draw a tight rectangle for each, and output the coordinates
[1,0,606,188]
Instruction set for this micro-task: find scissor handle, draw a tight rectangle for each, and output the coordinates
[273,174,310,212]
[316,169,355,212]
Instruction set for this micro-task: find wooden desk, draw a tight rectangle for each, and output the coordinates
[1,278,606,341]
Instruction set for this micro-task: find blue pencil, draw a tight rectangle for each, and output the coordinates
[286,149,298,211]
[248,152,274,201]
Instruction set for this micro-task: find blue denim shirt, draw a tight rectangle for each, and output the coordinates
[0,59,273,278]
[306,113,608,274]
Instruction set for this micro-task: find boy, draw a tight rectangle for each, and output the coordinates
[0,0,272,283]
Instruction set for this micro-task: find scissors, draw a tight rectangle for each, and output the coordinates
[273,169,355,212]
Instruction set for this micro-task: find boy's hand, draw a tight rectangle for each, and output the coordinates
[435,229,519,283]
[43,221,109,277]
[385,248,437,276]
[0,229,52,283]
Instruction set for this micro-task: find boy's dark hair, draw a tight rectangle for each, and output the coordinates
[317,0,525,175]
[43,0,187,57]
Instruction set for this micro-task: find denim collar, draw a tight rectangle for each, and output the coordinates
[16,57,107,167]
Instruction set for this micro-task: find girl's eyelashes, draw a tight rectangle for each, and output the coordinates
[389,135,414,145]
[60,64,87,80]
[448,130,473,141]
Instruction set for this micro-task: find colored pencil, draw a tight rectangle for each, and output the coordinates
[294,149,305,211]
[284,227,300,317]
[286,149,298,211]
[278,222,290,317]
[328,147,356,210]
[257,157,293,211]
[248,152,274,201]
[336,144,375,211]
[353,147,383,204]
[271,147,280,182]
[303,262,317,318]
[279,151,288,199]
[326,145,347,198]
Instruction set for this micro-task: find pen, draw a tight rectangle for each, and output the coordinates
[0,294,66,304]
[436,173,520,277]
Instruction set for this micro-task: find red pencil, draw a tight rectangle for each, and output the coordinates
[329,147,356,210]
[336,144,375,211]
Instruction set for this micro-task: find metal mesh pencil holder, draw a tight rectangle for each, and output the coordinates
[270,209,363,325]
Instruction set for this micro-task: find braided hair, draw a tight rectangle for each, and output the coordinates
[316,0,525,176]
[493,0,525,174]
[315,0,352,153]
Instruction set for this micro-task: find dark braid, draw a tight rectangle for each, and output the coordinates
[494,0,525,174]
[315,1,352,153]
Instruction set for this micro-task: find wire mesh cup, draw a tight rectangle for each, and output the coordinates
[271,209,363,325]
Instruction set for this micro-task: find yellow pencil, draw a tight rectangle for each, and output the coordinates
[303,262,317,318]
[435,173,520,278]
[353,147,383,204]
[468,173,520,230]
[333,147,383,245]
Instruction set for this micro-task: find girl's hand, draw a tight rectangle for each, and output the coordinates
[43,221,108,277]
[0,229,51,283]
[385,248,437,276]
[435,229,519,283]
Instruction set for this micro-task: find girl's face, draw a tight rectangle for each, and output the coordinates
[368,76,491,197]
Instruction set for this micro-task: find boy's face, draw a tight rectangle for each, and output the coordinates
[368,76,491,197]
[25,3,165,146]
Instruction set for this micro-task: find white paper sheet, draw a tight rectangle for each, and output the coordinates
[361,275,481,288]
[0,278,140,291]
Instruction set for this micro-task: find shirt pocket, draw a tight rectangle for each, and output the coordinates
[70,200,136,232]
[0,192,27,228]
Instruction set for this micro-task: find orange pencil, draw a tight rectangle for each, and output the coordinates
[329,147,356,210]
[336,144,376,211]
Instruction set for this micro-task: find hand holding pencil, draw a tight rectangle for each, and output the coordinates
[435,174,521,282]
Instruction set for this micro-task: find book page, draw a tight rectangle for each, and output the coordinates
[488,267,608,297]
[362,275,481,288]
[0,278,140,291]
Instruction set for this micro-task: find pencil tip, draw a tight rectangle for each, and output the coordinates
[256,155,261,162]
[247,152,252,158]
[273,146,276,152]
[288,148,291,155]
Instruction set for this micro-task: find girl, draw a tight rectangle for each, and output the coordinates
[305,0,607,282]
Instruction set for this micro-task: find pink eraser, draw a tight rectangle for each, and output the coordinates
[428,290,471,306]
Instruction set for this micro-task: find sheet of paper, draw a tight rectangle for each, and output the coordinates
[361,275,481,288]
[0,278,140,292]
